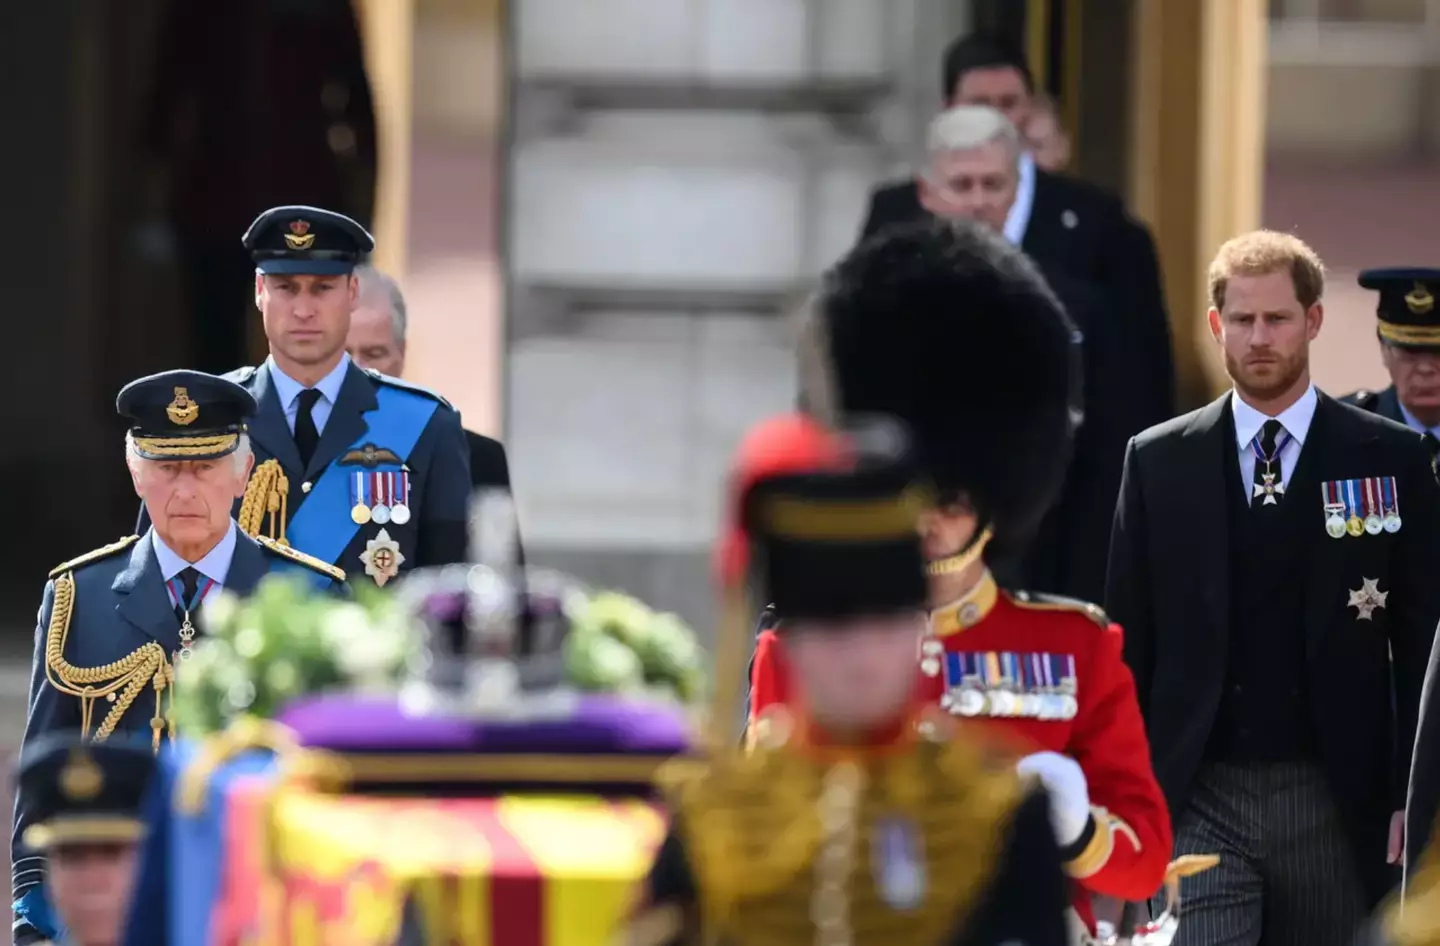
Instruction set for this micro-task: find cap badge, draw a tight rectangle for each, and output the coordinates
[284,219,316,251]
[59,750,103,801]
[1407,282,1435,315]
[166,386,199,426]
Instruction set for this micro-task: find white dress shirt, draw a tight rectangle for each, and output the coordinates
[266,353,351,437]
[1231,385,1319,506]
[152,521,238,607]
[1003,150,1038,246]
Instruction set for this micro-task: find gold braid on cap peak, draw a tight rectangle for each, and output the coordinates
[43,572,173,752]
[238,459,290,546]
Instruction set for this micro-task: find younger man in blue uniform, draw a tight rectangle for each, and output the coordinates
[137,205,473,585]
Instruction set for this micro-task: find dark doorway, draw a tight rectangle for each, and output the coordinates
[0,1,376,635]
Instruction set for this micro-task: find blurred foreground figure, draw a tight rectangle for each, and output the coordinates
[622,413,1072,946]
[14,735,157,946]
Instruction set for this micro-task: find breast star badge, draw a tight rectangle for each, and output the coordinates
[1347,577,1389,621]
[360,529,405,587]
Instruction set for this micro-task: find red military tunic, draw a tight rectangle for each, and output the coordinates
[748,571,1173,926]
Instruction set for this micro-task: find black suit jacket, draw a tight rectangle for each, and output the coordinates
[1342,385,1406,426]
[860,173,1176,430]
[464,428,525,567]
[1020,270,1127,604]
[1105,391,1440,903]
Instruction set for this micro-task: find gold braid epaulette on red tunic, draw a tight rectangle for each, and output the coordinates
[657,713,1025,946]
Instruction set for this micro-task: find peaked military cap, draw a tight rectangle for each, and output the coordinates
[242,204,374,275]
[1358,267,1440,351]
[740,419,932,623]
[117,369,257,460]
[17,734,156,850]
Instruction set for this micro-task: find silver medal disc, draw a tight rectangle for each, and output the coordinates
[1384,513,1402,533]
[1325,514,1347,539]
[371,504,392,525]
[389,503,412,525]
[1058,695,1079,720]
[1364,514,1383,535]
[958,689,986,717]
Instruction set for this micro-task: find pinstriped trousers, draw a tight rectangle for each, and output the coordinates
[1165,762,1368,946]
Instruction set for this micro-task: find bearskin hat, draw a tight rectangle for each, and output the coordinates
[804,220,1082,556]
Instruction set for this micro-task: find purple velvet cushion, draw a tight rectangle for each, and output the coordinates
[277,693,692,757]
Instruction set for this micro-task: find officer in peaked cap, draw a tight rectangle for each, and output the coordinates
[1342,268,1440,451]
[136,204,473,587]
[12,734,157,946]
[15,371,344,946]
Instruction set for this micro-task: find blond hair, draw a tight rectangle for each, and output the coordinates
[1208,230,1326,312]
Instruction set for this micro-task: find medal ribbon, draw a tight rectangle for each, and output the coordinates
[1250,428,1292,468]
[396,471,410,507]
[166,574,215,614]
[1384,475,1398,514]
[1345,480,1361,521]
[350,472,371,511]
[1364,478,1378,520]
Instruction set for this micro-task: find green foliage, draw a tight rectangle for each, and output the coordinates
[172,575,710,736]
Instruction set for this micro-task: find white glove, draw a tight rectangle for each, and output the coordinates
[1017,750,1092,847]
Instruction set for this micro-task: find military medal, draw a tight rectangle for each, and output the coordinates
[872,817,926,910]
[1250,427,1290,506]
[370,473,392,525]
[1321,482,1347,538]
[390,470,412,525]
[1383,475,1402,533]
[1344,480,1364,537]
[360,528,405,586]
[167,572,215,662]
[350,472,373,525]
[1362,478,1383,535]
[1347,577,1389,621]
[1056,654,1079,721]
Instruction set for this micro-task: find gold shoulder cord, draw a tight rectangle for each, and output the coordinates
[238,459,290,546]
[44,572,173,753]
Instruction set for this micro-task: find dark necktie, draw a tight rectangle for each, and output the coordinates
[1252,418,1287,510]
[175,566,201,625]
[294,388,323,469]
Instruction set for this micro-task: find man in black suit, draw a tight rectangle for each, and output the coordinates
[1338,269,1440,889]
[859,33,1175,431]
[1106,231,1440,946]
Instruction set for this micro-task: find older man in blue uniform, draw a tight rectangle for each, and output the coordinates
[134,205,472,586]
[12,735,158,946]
[14,370,342,946]
[1342,269,1440,451]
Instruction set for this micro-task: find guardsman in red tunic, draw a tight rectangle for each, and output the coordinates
[747,220,1173,940]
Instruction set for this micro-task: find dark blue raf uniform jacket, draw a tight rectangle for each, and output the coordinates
[11,529,343,946]
[137,360,472,585]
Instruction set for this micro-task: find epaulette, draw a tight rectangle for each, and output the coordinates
[362,367,454,410]
[49,535,140,579]
[224,365,258,385]
[255,536,346,583]
[1008,589,1110,628]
